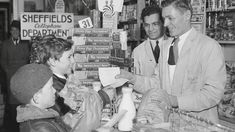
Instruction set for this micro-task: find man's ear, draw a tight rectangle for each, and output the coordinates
[184,10,191,21]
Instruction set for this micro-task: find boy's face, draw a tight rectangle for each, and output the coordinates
[36,78,56,109]
[53,49,74,76]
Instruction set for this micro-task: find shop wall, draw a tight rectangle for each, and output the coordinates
[13,0,44,19]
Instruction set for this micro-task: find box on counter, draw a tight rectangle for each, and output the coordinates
[109,56,134,67]
[85,37,112,45]
[74,54,110,63]
[74,70,99,80]
[74,45,111,54]
[111,49,126,58]
[75,62,111,71]
[73,28,111,37]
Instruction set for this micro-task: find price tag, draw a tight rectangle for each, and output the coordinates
[78,17,93,28]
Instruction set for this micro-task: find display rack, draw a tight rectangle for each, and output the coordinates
[169,108,235,132]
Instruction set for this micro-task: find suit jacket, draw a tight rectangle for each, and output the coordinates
[133,37,163,76]
[132,37,163,93]
[0,38,30,104]
[135,28,226,123]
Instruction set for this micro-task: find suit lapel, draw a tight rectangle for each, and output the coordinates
[144,39,155,62]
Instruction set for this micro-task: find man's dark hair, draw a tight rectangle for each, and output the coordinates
[141,5,163,23]
[161,0,192,15]
[11,20,20,30]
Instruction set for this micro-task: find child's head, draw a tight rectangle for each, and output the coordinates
[11,64,56,109]
[31,35,74,76]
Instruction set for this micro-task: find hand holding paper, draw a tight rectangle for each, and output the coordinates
[115,69,136,84]
[98,67,128,88]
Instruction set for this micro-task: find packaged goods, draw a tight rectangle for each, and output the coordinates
[75,62,110,71]
[74,45,111,54]
[74,54,110,63]
[73,28,111,37]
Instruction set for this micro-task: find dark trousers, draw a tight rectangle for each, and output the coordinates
[4,104,19,132]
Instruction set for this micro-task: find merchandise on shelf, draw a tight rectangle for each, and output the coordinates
[218,61,235,123]
[206,0,235,41]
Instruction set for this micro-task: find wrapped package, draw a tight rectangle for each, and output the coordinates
[59,75,103,132]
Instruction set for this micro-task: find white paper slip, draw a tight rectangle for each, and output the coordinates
[98,67,128,87]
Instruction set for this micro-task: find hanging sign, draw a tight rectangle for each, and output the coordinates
[78,17,93,28]
[20,12,74,40]
[98,0,124,12]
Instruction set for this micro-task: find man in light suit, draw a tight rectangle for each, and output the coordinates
[117,0,226,123]
[133,5,164,77]
[131,5,164,93]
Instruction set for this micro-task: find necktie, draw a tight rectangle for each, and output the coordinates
[151,40,160,63]
[168,38,179,65]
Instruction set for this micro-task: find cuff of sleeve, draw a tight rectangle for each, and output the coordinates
[98,90,111,108]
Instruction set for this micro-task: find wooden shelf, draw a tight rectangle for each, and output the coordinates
[124,0,137,5]
[218,41,235,45]
[119,19,137,25]
[206,6,235,12]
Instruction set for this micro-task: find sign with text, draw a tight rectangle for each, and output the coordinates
[21,12,74,40]
[78,17,93,28]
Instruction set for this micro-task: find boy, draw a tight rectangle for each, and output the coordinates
[31,35,111,115]
[10,64,71,132]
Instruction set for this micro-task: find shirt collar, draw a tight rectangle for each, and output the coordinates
[148,37,163,45]
[178,28,193,41]
[53,72,66,79]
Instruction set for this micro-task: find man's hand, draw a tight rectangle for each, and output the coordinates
[115,69,136,84]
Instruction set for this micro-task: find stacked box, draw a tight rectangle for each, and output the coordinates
[110,30,134,70]
[73,28,111,37]
[90,9,101,28]
[73,28,113,88]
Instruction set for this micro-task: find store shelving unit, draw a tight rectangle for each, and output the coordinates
[205,0,235,126]
[118,0,145,50]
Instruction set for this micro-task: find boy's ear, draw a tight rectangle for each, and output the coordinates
[47,58,56,67]
[32,92,40,104]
